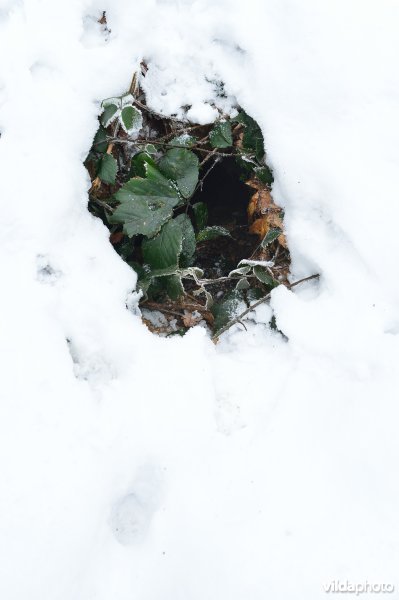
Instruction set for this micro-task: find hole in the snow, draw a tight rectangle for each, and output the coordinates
[191,157,256,280]
[84,60,298,340]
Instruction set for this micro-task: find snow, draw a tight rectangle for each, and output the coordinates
[1,0,399,598]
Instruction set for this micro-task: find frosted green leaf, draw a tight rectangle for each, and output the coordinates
[261,228,282,248]
[97,153,117,184]
[142,219,183,271]
[121,105,143,135]
[101,104,119,128]
[174,214,196,267]
[165,275,185,300]
[93,126,108,153]
[196,226,231,242]
[212,290,246,334]
[192,202,208,232]
[253,266,277,286]
[209,121,233,148]
[158,148,199,198]
[110,165,180,237]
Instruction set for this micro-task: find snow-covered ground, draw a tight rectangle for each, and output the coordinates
[1,1,399,598]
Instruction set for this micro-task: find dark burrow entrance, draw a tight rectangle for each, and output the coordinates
[191,158,257,280]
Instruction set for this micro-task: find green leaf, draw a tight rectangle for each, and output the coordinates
[120,93,134,107]
[209,121,233,148]
[142,219,183,271]
[196,226,231,242]
[235,278,250,290]
[253,266,277,287]
[181,266,204,280]
[121,105,143,135]
[111,199,173,238]
[144,144,157,155]
[254,165,274,185]
[110,165,180,238]
[211,290,246,333]
[97,153,117,184]
[158,148,199,198]
[233,111,265,161]
[192,202,208,231]
[146,277,165,301]
[165,274,184,300]
[93,126,108,153]
[235,155,255,180]
[228,265,251,277]
[174,214,196,267]
[130,152,156,178]
[169,134,197,148]
[261,227,282,248]
[246,287,264,303]
[101,104,119,128]
[132,263,153,295]
[102,97,121,108]
[150,266,179,278]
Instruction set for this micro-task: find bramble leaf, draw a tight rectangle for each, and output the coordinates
[233,111,265,161]
[130,152,156,178]
[165,274,185,300]
[212,290,246,334]
[254,165,273,185]
[121,105,143,135]
[196,226,231,242]
[209,121,232,148]
[169,134,197,148]
[142,219,183,271]
[97,153,117,184]
[228,265,251,277]
[93,126,108,153]
[101,104,118,128]
[174,214,196,267]
[158,148,199,198]
[192,202,208,232]
[110,165,180,237]
[253,266,277,287]
[261,227,282,248]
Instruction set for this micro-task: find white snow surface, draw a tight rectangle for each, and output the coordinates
[1,1,399,598]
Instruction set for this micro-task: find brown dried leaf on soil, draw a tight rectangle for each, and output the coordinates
[246,177,287,247]
[182,310,202,328]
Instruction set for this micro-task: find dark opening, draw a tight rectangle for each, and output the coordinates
[191,158,257,278]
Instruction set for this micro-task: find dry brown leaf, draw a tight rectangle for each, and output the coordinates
[182,310,202,328]
[110,231,124,245]
[246,177,287,247]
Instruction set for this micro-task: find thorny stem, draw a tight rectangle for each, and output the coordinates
[108,137,235,158]
[211,274,320,342]
[191,156,221,200]
[183,274,258,286]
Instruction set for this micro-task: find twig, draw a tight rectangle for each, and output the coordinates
[200,147,218,167]
[108,137,235,158]
[196,156,220,191]
[183,274,256,285]
[211,274,320,342]
[129,72,139,96]
[142,305,184,319]
[287,273,320,289]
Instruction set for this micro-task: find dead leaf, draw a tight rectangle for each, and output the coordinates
[246,177,287,247]
[182,310,202,328]
[110,231,124,245]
